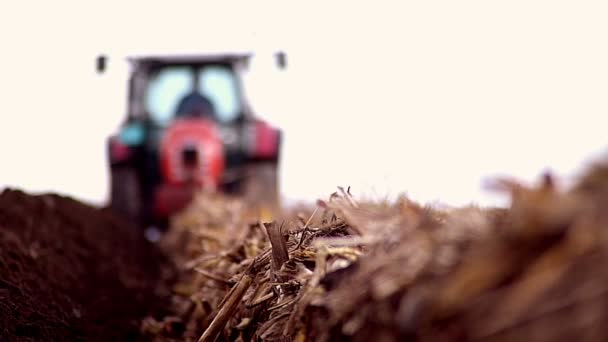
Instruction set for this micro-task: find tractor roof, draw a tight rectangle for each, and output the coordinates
[128,52,251,66]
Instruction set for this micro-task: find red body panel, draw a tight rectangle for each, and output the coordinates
[159,118,224,188]
[246,120,280,160]
[254,121,279,159]
[108,137,132,164]
[155,118,225,217]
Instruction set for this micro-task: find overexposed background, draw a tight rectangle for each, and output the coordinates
[0,1,607,207]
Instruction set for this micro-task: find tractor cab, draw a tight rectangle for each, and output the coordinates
[105,53,282,228]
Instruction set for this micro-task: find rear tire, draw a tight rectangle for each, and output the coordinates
[243,162,280,215]
[110,166,142,224]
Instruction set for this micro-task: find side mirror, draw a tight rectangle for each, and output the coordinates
[275,51,287,70]
[96,54,107,74]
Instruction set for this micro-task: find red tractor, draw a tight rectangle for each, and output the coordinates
[101,53,283,228]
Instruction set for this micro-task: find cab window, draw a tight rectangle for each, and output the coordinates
[144,65,242,126]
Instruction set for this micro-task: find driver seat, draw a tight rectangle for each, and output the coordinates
[175,92,216,120]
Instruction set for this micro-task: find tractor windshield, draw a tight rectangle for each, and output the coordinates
[144,65,241,125]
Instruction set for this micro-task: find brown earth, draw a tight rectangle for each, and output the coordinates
[0,189,173,342]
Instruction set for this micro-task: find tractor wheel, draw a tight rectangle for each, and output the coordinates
[243,162,280,216]
[110,166,142,223]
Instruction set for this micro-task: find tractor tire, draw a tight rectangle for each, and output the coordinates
[110,166,142,224]
[243,162,280,216]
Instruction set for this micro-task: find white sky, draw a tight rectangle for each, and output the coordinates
[1,1,607,207]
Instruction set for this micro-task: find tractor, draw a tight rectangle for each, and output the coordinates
[100,53,283,228]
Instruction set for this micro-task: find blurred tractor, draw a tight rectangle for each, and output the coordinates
[101,53,283,228]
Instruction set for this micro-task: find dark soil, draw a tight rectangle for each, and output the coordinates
[0,189,172,341]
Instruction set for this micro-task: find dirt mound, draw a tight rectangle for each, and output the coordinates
[0,189,171,341]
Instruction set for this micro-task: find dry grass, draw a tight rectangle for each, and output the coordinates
[142,160,608,342]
